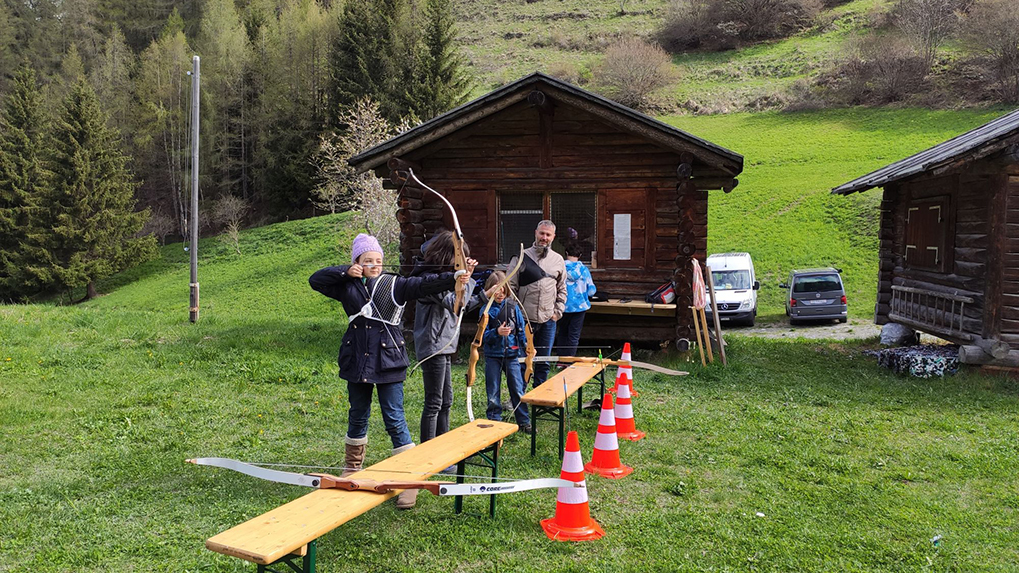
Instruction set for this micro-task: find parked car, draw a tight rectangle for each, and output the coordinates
[781,268,848,324]
[704,252,760,326]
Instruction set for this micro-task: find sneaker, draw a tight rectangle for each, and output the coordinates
[439,465,457,475]
[501,401,513,412]
[518,424,532,435]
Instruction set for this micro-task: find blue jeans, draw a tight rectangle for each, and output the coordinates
[485,355,529,426]
[347,381,413,449]
[524,319,557,387]
[554,311,586,357]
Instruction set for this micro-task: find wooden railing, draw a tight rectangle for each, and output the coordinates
[889,285,975,341]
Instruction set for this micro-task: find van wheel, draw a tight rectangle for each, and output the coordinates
[838,317,847,324]
[789,318,800,326]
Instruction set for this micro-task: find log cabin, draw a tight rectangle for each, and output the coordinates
[833,108,1019,367]
[349,73,743,348]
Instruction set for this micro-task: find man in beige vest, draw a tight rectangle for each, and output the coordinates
[509,220,567,387]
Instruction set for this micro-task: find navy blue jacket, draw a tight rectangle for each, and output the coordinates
[482,300,528,359]
[309,266,455,384]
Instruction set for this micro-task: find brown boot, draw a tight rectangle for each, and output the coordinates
[341,435,367,477]
[392,443,417,509]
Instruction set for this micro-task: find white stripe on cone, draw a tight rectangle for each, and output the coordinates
[594,430,619,451]
[562,450,584,473]
[597,406,616,426]
[616,403,634,419]
[557,480,589,504]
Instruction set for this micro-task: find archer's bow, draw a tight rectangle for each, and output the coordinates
[505,255,536,385]
[402,168,469,372]
[466,244,526,421]
[518,356,688,377]
[186,458,576,496]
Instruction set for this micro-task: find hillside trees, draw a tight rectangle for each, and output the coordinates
[134,11,192,238]
[44,79,156,300]
[0,67,49,301]
[595,38,674,110]
[894,0,962,71]
[657,0,822,51]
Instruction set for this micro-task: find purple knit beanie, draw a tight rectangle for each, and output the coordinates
[351,233,383,264]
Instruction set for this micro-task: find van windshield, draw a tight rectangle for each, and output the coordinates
[711,270,752,290]
[793,275,841,293]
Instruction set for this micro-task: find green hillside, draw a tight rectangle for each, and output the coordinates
[460,0,893,111]
[666,107,1009,318]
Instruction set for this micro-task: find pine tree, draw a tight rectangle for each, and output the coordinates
[0,3,16,92]
[329,0,400,125]
[89,24,136,136]
[45,78,157,301]
[415,0,472,120]
[0,66,50,301]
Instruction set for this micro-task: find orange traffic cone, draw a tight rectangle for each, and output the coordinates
[614,381,645,441]
[584,393,633,479]
[611,342,638,397]
[541,431,605,541]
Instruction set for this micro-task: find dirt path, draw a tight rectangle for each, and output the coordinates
[723,317,881,340]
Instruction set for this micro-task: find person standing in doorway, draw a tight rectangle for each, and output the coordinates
[510,220,566,387]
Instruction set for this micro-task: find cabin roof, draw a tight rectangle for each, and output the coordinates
[832,108,1019,195]
[348,72,743,175]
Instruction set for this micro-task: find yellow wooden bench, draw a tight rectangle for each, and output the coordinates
[521,362,606,458]
[205,419,517,573]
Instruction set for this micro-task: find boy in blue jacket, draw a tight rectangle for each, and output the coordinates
[482,271,531,433]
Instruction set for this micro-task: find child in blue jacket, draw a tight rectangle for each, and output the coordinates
[482,271,531,432]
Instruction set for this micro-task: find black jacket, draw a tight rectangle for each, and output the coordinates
[309,265,455,384]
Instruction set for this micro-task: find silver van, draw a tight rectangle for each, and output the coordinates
[781,268,848,324]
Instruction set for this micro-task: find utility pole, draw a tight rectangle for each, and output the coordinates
[189,55,201,323]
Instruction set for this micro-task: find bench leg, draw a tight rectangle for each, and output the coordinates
[257,540,316,573]
[454,443,500,518]
[530,405,565,459]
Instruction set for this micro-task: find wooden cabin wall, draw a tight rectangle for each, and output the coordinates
[999,173,1019,344]
[391,96,723,344]
[881,173,994,338]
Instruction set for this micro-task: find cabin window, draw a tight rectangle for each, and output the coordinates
[497,192,597,262]
[904,195,949,272]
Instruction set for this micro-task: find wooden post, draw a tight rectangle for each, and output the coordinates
[705,265,727,365]
[699,307,714,363]
[690,307,706,366]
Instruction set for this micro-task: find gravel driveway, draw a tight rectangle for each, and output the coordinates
[722,317,881,340]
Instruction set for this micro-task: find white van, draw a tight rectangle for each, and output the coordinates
[704,252,760,326]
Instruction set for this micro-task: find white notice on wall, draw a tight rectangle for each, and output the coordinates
[613,213,631,260]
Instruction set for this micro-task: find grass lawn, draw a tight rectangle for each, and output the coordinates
[2,207,1018,571]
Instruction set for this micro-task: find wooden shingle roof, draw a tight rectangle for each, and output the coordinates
[348,72,743,176]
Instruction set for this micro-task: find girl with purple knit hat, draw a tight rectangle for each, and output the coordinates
[309,233,476,509]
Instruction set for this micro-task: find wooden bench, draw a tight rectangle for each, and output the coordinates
[205,419,517,573]
[521,362,606,458]
[589,298,677,317]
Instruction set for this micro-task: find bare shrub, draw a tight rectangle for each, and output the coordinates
[314,98,407,248]
[893,0,962,70]
[657,0,821,52]
[142,210,177,245]
[595,37,674,110]
[212,195,249,254]
[825,35,927,104]
[961,0,1019,102]
[547,61,586,85]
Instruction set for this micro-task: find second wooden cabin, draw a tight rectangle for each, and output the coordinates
[834,108,1019,366]
[350,73,743,348]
